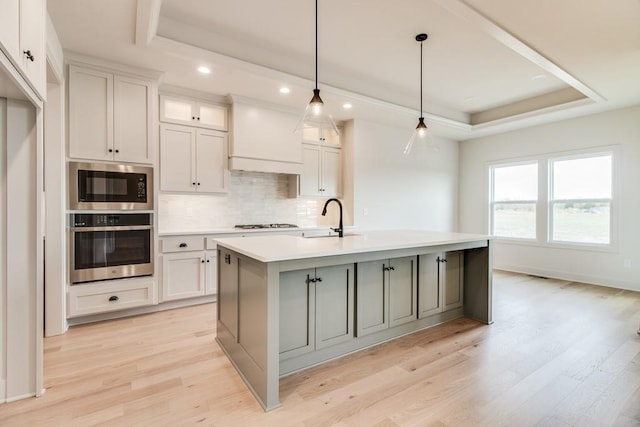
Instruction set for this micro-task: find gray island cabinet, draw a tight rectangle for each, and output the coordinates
[215,230,492,411]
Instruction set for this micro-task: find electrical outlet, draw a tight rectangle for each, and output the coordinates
[363,208,368,216]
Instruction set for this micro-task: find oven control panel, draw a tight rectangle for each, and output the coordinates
[71,213,153,228]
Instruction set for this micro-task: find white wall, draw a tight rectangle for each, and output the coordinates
[349,118,459,231]
[0,98,6,401]
[459,105,640,291]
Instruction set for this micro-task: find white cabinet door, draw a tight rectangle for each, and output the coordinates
[68,66,114,162]
[161,252,206,301]
[19,0,45,97]
[0,0,20,62]
[197,102,227,130]
[321,147,342,197]
[300,145,321,196]
[114,75,152,164]
[196,129,227,193]
[160,124,196,192]
[160,95,227,130]
[205,250,217,295]
[302,127,340,146]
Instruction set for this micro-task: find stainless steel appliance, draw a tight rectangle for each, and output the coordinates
[69,162,153,210]
[70,213,153,284]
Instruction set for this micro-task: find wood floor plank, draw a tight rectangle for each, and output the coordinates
[1,271,639,426]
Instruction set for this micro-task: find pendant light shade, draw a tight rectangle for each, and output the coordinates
[295,0,339,134]
[404,33,429,154]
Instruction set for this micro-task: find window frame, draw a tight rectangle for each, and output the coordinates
[489,160,539,242]
[487,147,618,252]
[547,150,615,248]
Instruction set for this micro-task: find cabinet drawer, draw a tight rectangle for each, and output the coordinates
[161,236,205,253]
[68,279,154,317]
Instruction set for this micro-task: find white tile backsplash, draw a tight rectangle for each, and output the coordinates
[158,170,333,232]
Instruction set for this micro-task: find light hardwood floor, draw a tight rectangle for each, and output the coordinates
[1,271,640,426]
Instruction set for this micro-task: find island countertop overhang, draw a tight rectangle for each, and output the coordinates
[214,230,492,263]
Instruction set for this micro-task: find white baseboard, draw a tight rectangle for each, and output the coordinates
[494,264,640,292]
[5,391,36,403]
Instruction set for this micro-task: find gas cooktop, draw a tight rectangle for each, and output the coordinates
[234,224,299,229]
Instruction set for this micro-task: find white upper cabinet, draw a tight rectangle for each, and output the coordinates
[302,127,340,146]
[295,144,342,197]
[68,64,155,164]
[160,95,227,131]
[160,124,228,193]
[0,0,46,99]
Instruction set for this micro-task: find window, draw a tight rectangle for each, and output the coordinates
[549,154,612,245]
[489,150,615,248]
[490,162,538,239]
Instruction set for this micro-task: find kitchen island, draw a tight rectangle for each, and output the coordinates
[215,230,492,411]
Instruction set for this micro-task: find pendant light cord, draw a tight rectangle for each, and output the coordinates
[315,0,318,90]
[420,39,423,118]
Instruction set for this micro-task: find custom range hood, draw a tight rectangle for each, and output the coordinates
[228,95,303,175]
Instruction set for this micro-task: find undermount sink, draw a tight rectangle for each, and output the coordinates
[303,233,361,239]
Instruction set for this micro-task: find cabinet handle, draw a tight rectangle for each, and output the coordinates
[316,277,322,282]
[308,277,316,284]
[224,254,231,264]
[179,243,188,248]
[383,266,395,272]
[23,50,35,62]
[108,295,119,302]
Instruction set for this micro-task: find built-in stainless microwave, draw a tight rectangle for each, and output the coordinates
[69,162,153,210]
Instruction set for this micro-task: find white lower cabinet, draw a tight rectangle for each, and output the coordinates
[160,235,217,302]
[68,277,155,318]
[356,256,417,337]
[418,251,464,318]
[279,264,354,359]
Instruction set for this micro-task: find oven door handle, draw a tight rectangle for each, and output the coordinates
[70,225,153,232]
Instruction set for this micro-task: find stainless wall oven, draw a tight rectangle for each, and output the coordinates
[69,162,153,210]
[70,213,153,284]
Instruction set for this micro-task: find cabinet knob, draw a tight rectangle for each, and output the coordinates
[192,182,196,186]
[206,259,210,263]
[197,182,201,186]
[179,243,188,248]
[192,116,196,120]
[197,117,201,121]
[115,149,119,153]
[108,149,113,153]
[201,259,205,263]
[108,295,119,302]
[23,50,35,62]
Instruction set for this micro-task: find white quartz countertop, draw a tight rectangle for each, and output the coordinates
[157,226,331,237]
[214,230,492,262]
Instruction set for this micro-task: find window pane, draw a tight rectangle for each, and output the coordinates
[493,164,537,201]
[493,203,536,239]
[553,155,611,199]
[552,202,610,244]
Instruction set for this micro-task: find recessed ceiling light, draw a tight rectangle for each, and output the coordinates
[279,87,290,94]
[342,103,352,109]
[197,66,211,74]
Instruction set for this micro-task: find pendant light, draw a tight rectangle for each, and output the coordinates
[404,33,429,154]
[295,0,339,134]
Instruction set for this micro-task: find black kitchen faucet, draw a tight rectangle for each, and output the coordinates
[322,198,343,237]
